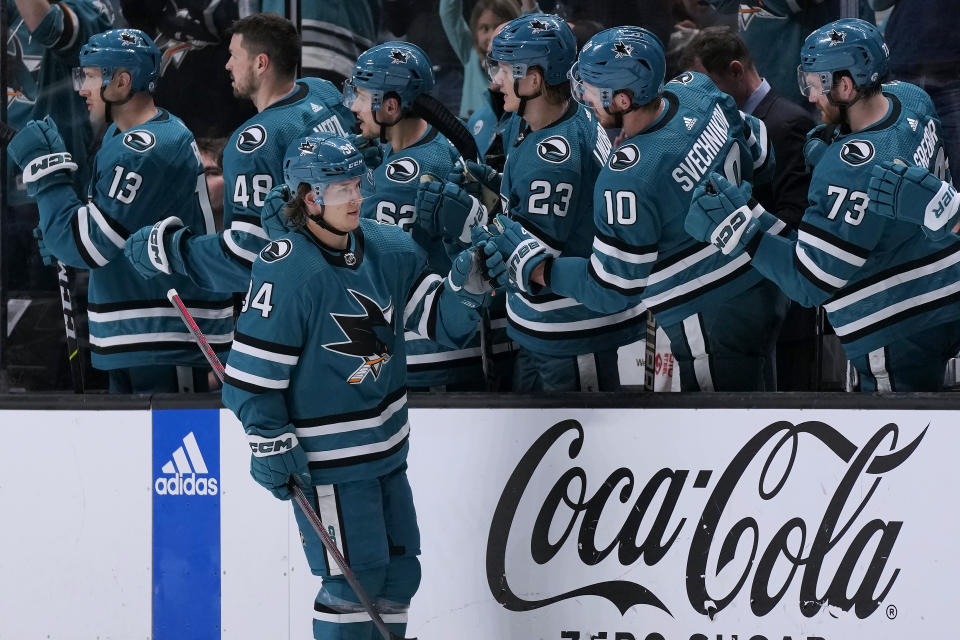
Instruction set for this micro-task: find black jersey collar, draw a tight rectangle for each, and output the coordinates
[300,226,366,269]
[266,81,309,111]
[641,93,679,135]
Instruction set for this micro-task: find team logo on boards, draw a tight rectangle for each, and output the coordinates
[536,136,570,164]
[839,140,876,166]
[155,431,219,496]
[609,144,640,171]
[237,124,267,153]
[323,290,396,384]
[123,130,156,152]
[385,157,420,183]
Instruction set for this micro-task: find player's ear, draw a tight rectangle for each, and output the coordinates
[256,52,269,74]
[728,60,744,79]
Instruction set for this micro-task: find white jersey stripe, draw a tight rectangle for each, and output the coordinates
[507,299,645,333]
[305,422,410,462]
[89,330,233,347]
[647,244,719,286]
[824,248,960,312]
[224,229,259,264]
[230,220,270,240]
[590,254,648,289]
[644,253,749,308]
[77,206,110,267]
[87,202,127,249]
[404,274,441,326]
[88,305,233,323]
[593,237,657,264]
[231,339,300,365]
[297,394,407,438]
[796,246,847,289]
[832,278,960,337]
[313,610,408,624]
[223,364,289,389]
[799,231,867,267]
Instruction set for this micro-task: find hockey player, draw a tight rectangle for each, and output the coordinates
[123,13,354,292]
[431,14,647,391]
[341,41,502,390]
[221,134,497,640]
[484,26,786,391]
[6,28,234,393]
[684,18,960,391]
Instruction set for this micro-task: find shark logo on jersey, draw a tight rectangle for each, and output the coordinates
[670,72,694,85]
[609,144,640,171]
[324,290,395,384]
[537,136,571,164]
[260,239,293,263]
[123,130,156,152]
[237,124,267,153]
[839,140,876,166]
[385,157,420,183]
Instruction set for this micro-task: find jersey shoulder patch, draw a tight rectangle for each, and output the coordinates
[384,157,421,183]
[536,135,571,164]
[122,129,157,152]
[260,238,294,263]
[236,124,268,153]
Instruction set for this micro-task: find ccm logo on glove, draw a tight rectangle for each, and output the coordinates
[711,206,750,255]
[248,433,300,456]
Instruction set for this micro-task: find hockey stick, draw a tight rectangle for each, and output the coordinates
[1,121,85,391]
[167,288,226,382]
[412,93,499,389]
[165,289,413,640]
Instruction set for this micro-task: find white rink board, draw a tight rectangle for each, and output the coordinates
[1,407,957,640]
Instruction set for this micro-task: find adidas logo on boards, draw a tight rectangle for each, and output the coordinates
[155,431,219,496]
[684,117,697,130]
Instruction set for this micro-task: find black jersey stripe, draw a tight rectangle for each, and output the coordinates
[292,387,407,428]
[234,332,304,357]
[308,433,409,470]
[507,308,645,340]
[646,262,755,315]
[838,289,960,345]
[588,258,646,296]
[798,221,871,259]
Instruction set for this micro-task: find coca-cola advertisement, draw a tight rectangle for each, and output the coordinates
[405,408,955,640]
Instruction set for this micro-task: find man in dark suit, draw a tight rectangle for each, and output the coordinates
[680,27,839,391]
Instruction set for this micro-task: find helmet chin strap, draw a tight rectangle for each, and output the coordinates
[372,105,404,144]
[825,85,865,124]
[604,103,640,129]
[511,77,543,145]
[307,204,350,236]
[100,79,134,124]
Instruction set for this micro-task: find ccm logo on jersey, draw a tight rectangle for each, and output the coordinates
[237,124,267,153]
[609,144,640,171]
[123,130,156,152]
[385,157,420,182]
[260,239,293,263]
[537,136,571,163]
[839,140,875,166]
[248,433,299,457]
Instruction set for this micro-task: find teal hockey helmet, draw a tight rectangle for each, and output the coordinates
[569,26,665,109]
[282,134,372,205]
[798,18,889,98]
[75,29,161,93]
[344,42,435,112]
[487,14,576,86]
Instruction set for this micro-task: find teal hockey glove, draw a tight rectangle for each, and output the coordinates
[803,124,835,173]
[346,134,383,170]
[247,430,311,501]
[125,216,193,279]
[7,117,77,196]
[448,246,495,308]
[868,161,959,240]
[471,225,508,289]
[487,214,550,293]
[415,179,488,247]
[261,184,295,240]
[462,160,501,194]
[685,173,762,257]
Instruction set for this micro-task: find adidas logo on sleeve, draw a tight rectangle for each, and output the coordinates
[154,431,219,496]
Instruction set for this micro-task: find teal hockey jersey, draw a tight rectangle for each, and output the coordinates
[221,220,480,485]
[547,72,781,330]
[748,86,960,358]
[180,78,354,292]
[360,126,492,388]
[498,102,648,356]
[32,109,234,370]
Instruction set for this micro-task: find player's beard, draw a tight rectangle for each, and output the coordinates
[231,71,257,100]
